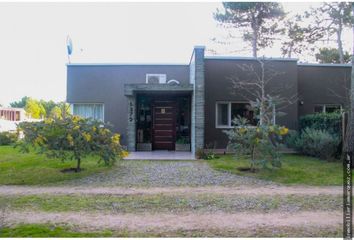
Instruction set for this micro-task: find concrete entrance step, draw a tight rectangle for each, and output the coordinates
[124,151,195,160]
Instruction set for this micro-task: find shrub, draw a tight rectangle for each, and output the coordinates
[17,116,128,172]
[196,148,218,160]
[224,117,288,171]
[176,137,189,144]
[0,132,18,145]
[299,112,342,136]
[294,128,340,160]
[284,130,299,148]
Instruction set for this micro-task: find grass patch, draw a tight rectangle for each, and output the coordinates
[0,193,342,213]
[0,224,112,237]
[0,223,342,237]
[0,146,113,185]
[206,154,349,186]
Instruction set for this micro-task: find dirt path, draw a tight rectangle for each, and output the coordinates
[3,210,342,231]
[0,185,342,196]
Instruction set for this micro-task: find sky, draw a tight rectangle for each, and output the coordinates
[0,2,352,106]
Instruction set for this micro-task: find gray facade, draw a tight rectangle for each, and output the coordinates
[67,64,189,146]
[297,64,351,117]
[67,46,352,152]
[204,57,299,148]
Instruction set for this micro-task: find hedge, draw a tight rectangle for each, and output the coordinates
[299,112,342,136]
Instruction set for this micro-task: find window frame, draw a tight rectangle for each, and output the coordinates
[215,101,231,128]
[71,103,105,122]
[215,101,257,129]
[314,104,342,113]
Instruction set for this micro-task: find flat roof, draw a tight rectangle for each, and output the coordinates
[297,63,351,67]
[67,63,189,67]
[205,56,298,62]
[0,107,25,111]
[66,60,352,67]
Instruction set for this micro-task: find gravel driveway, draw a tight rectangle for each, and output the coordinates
[62,160,274,187]
[1,160,343,237]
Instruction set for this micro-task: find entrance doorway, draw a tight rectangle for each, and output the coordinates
[152,100,176,150]
[136,93,191,151]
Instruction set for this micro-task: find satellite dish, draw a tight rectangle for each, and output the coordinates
[66,36,73,63]
[167,79,180,85]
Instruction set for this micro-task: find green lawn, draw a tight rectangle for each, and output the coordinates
[0,146,112,185]
[0,224,113,237]
[0,145,349,186]
[207,154,348,186]
[0,223,342,238]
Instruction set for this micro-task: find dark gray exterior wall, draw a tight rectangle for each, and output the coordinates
[297,64,351,117]
[66,64,189,145]
[66,56,352,151]
[204,58,298,149]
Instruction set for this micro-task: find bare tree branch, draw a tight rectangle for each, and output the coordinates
[229,59,298,125]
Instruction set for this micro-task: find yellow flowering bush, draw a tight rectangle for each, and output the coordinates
[224,117,289,171]
[279,127,289,136]
[17,115,127,172]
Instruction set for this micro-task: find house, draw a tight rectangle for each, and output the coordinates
[0,107,26,132]
[66,46,351,154]
[0,107,25,122]
[0,107,41,133]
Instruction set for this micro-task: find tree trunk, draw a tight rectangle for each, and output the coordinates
[337,21,344,64]
[252,30,257,58]
[251,14,258,58]
[76,157,81,172]
[346,3,354,154]
[259,61,265,126]
[287,44,293,58]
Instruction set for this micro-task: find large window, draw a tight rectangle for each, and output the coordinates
[216,102,257,128]
[314,104,341,113]
[72,103,104,121]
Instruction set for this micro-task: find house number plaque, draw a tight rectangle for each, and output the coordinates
[129,101,134,122]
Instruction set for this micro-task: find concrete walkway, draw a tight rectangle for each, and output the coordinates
[124,151,195,160]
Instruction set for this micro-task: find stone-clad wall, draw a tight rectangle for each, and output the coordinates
[190,46,205,154]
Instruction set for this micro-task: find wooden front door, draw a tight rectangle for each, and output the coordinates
[152,100,176,150]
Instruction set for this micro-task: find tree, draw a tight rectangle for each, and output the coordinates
[49,102,70,119]
[281,15,324,58]
[10,97,70,119]
[346,3,354,155]
[224,117,288,171]
[315,47,352,64]
[18,115,128,172]
[25,98,46,119]
[40,100,56,118]
[10,96,29,108]
[214,2,285,57]
[306,2,353,63]
[229,59,297,126]
[281,19,306,58]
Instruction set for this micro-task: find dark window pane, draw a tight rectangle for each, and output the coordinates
[325,105,341,113]
[314,106,324,113]
[231,103,256,125]
[217,103,228,126]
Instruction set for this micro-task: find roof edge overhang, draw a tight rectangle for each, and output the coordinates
[205,56,298,62]
[124,83,193,96]
[66,63,188,67]
[297,63,352,67]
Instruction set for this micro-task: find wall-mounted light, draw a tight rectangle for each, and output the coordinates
[299,100,304,106]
